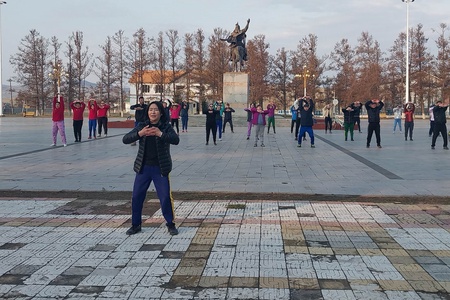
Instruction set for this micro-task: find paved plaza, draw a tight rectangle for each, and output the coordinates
[0,116,449,299]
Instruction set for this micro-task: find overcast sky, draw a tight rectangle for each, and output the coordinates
[1,0,450,84]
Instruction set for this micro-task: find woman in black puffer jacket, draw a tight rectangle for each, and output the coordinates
[122,101,180,236]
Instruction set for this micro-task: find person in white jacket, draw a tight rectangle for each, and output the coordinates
[393,105,402,133]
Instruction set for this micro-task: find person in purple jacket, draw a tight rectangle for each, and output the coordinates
[251,104,269,147]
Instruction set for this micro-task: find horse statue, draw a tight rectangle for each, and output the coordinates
[221,19,250,72]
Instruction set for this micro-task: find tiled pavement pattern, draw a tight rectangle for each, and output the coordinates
[1,198,449,299]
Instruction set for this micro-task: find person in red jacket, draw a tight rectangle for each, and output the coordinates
[88,99,98,139]
[403,102,415,141]
[51,95,67,147]
[70,100,86,142]
[97,101,110,137]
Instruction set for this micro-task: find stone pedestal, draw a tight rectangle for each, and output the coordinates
[223,72,249,117]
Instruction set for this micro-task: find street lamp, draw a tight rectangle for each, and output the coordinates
[402,0,414,104]
[295,65,314,97]
[49,61,67,104]
[0,1,6,116]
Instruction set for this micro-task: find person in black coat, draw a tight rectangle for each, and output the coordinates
[365,99,384,148]
[203,103,220,145]
[342,105,355,141]
[297,97,315,148]
[122,101,180,236]
[431,100,449,150]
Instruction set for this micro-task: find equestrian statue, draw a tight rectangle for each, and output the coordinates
[221,18,250,72]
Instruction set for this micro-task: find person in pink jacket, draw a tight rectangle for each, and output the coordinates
[251,104,269,147]
[51,95,67,147]
[170,102,182,134]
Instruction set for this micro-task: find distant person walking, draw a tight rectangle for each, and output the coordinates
[51,95,67,147]
[429,104,435,137]
[70,100,86,142]
[431,100,448,150]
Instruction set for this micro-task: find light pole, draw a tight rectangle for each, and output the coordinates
[402,0,414,104]
[0,1,6,116]
[294,65,314,97]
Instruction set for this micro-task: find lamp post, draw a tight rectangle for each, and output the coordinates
[0,1,6,116]
[295,65,314,97]
[402,0,414,104]
[49,61,67,104]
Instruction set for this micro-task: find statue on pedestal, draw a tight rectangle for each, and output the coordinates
[221,18,250,72]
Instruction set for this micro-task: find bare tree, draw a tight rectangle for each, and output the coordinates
[386,32,406,106]
[166,29,182,101]
[271,47,291,114]
[434,23,450,100]
[183,33,195,105]
[10,29,50,115]
[112,30,128,115]
[192,29,207,113]
[330,38,357,106]
[247,34,270,106]
[206,28,229,100]
[95,36,117,103]
[154,31,167,101]
[354,32,384,102]
[410,24,432,115]
[127,28,153,103]
[70,31,93,101]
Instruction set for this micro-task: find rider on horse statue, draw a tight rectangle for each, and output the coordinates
[221,18,250,64]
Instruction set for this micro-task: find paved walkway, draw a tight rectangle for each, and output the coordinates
[0,116,449,299]
[0,116,449,196]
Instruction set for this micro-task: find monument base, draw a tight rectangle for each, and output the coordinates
[223,72,249,117]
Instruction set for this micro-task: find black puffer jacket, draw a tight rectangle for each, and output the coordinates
[433,105,448,124]
[365,100,384,123]
[122,120,179,176]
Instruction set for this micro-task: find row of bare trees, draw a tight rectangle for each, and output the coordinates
[9,23,450,116]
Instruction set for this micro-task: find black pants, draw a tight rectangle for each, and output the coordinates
[404,121,414,140]
[223,119,233,133]
[97,117,108,135]
[354,118,361,132]
[367,122,381,146]
[429,121,435,136]
[431,123,448,147]
[325,116,333,132]
[171,119,179,134]
[73,120,83,141]
[206,122,217,143]
[291,119,296,133]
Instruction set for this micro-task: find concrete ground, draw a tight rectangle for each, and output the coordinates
[0,116,449,299]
